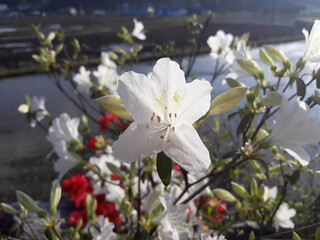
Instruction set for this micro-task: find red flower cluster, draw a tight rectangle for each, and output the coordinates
[196,196,227,222]
[99,113,128,131]
[87,136,106,152]
[62,173,93,208]
[62,172,121,228]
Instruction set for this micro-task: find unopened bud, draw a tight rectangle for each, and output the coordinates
[50,180,61,216]
[213,188,237,203]
[231,182,250,199]
[16,191,46,218]
[1,203,18,215]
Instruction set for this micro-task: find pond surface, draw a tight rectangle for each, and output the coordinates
[0,40,319,201]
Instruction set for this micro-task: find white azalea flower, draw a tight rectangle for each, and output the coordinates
[112,58,212,174]
[207,30,233,60]
[263,186,277,201]
[302,19,320,62]
[47,113,82,143]
[201,233,226,240]
[226,40,252,79]
[47,113,82,179]
[30,96,48,127]
[88,154,125,201]
[18,96,48,127]
[101,52,117,69]
[93,65,119,94]
[53,141,80,179]
[266,97,320,166]
[90,216,116,240]
[273,203,296,232]
[73,66,92,94]
[156,189,189,240]
[132,18,146,40]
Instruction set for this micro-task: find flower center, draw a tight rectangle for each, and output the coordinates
[146,112,177,143]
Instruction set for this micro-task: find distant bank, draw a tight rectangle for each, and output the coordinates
[0,15,314,79]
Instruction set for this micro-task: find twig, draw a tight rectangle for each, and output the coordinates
[185,14,212,80]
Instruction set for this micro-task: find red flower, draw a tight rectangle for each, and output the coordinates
[62,173,93,208]
[69,209,87,227]
[197,196,227,222]
[87,138,98,151]
[87,136,106,151]
[99,114,120,131]
[95,194,122,225]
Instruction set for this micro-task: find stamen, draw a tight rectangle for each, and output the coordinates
[169,113,172,119]
[146,124,149,129]
[174,113,177,118]
[172,127,175,132]
[157,115,161,123]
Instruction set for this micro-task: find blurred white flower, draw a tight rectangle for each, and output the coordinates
[101,52,117,69]
[30,96,48,127]
[113,58,212,174]
[263,186,277,201]
[156,189,189,240]
[201,233,226,240]
[18,96,48,127]
[47,113,82,179]
[73,66,92,94]
[266,97,320,166]
[88,153,125,201]
[132,18,146,40]
[273,203,296,232]
[93,65,119,94]
[302,19,320,62]
[226,40,252,79]
[47,113,81,143]
[207,30,233,60]
[90,216,116,240]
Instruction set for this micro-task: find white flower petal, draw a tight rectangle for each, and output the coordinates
[117,71,158,124]
[177,79,212,124]
[150,58,187,106]
[281,144,310,166]
[163,123,210,174]
[112,123,161,163]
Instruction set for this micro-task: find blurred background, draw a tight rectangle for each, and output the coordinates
[0,0,319,202]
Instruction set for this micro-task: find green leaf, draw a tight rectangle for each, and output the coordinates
[209,87,248,116]
[264,45,287,63]
[237,59,262,77]
[222,150,238,159]
[252,159,270,179]
[290,170,300,185]
[225,78,245,88]
[44,228,53,240]
[250,178,258,196]
[292,232,301,240]
[156,152,172,186]
[296,78,306,99]
[251,84,260,99]
[236,114,251,135]
[259,49,274,66]
[261,92,283,107]
[95,95,134,121]
[106,162,124,178]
